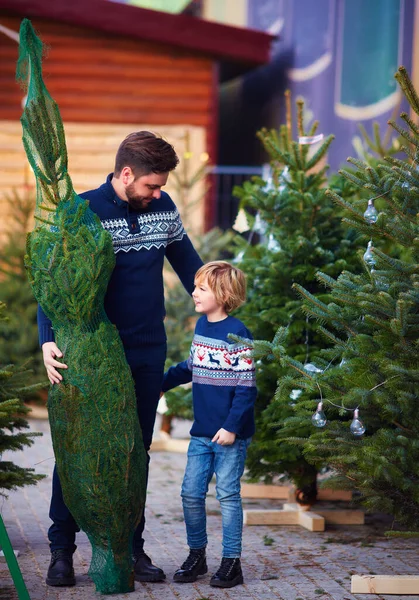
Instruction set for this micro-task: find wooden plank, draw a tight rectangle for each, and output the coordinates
[351,575,419,595]
[317,489,352,501]
[0,92,211,111]
[314,509,364,525]
[240,484,352,501]
[298,511,325,532]
[243,510,299,526]
[0,42,211,72]
[0,64,213,81]
[0,79,211,98]
[27,404,48,420]
[150,438,189,453]
[0,108,210,126]
[282,502,364,525]
[241,483,294,500]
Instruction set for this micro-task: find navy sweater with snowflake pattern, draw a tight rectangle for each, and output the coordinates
[37,174,203,348]
[162,315,257,439]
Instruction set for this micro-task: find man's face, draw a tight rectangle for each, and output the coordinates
[125,172,169,210]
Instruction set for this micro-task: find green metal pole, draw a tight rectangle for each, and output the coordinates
[0,514,31,600]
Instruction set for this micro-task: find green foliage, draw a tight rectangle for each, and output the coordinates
[270,67,419,530]
[0,189,46,392]
[352,120,402,162]
[263,535,275,546]
[0,301,44,495]
[233,94,365,500]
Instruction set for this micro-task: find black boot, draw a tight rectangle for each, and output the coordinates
[173,548,207,583]
[133,551,166,582]
[46,549,76,587]
[210,557,243,588]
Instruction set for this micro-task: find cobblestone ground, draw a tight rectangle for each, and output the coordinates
[1,416,418,600]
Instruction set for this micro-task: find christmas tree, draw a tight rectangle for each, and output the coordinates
[0,301,44,494]
[18,20,146,592]
[233,94,365,503]
[259,68,419,529]
[0,189,45,391]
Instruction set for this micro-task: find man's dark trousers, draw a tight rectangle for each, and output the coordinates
[48,343,167,554]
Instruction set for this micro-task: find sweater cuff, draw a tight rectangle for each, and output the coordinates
[222,418,239,435]
[38,324,55,347]
[161,374,169,393]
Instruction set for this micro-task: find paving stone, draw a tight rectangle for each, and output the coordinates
[1,416,419,599]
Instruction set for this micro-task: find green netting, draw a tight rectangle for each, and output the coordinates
[17,19,146,594]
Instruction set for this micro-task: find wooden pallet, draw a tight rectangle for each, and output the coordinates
[351,575,419,595]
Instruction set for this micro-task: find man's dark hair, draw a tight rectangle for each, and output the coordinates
[114,131,179,177]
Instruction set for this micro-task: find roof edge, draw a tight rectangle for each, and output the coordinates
[0,0,274,65]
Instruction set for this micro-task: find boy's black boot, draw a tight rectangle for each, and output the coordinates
[46,549,76,587]
[173,547,207,583]
[210,557,243,588]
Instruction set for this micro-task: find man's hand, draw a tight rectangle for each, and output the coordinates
[212,428,236,446]
[42,342,68,385]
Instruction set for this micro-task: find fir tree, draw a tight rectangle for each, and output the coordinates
[0,301,44,494]
[0,189,45,391]
[233,94,365,503]
[258,68,419,530]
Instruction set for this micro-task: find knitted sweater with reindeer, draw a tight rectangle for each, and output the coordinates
[162,315,256,439]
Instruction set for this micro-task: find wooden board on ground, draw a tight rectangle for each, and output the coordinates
[297,510,325,532]
[241,483,293,500]
[244,509,299,526]
[244,502,364,531]
[314,508,364,525]
[351,575,419,595]
[150,438,189,453]
[27,404,48,420]
[241,483,352,502]
[318,489,352,501]
[283,503,364,525]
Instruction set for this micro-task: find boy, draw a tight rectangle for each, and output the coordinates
[161,261,256,588]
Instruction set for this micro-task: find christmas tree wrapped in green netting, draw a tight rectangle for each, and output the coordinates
[17,19,146,592]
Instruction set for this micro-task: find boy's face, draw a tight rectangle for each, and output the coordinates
[192,278,225,320]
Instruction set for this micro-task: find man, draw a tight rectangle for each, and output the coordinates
[38,131,203,586]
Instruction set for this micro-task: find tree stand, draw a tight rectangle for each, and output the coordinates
[242,484,364,532]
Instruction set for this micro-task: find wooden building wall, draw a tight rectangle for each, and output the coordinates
[0,15,214,128]
[0,14,214,239]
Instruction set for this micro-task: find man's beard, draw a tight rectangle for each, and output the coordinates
[125,182,152,210]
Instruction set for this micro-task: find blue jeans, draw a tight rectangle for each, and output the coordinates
[181,435,251,558]
[49,343,166,554]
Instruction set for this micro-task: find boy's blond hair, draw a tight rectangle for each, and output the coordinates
[194,261,246,313]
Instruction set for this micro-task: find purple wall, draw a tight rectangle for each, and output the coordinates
[219,0,414,170]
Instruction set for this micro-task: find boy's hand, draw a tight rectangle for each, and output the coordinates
[42,342,68,385]
[212,428,236,446]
